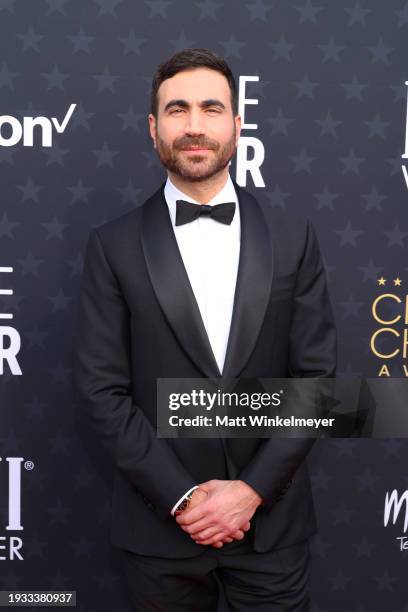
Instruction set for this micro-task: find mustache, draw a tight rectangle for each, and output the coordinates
[175,138,218,150]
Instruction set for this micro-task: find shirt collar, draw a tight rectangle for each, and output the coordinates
[164,174,239,228]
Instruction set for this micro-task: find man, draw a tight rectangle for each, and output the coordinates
[73,48,337,611]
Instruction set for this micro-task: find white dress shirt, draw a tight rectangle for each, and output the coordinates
[164,173,241,375]
[164,173,241,515]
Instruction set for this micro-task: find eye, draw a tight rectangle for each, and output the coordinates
[171,108,183,114]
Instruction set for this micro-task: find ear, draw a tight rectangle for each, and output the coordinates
[148,113,157,148]
[234,114,242,146]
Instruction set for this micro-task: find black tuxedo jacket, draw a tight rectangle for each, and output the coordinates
[73,180,337,558]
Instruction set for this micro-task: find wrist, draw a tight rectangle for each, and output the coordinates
[238,480,263,507]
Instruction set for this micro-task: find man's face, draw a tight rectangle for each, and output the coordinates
[148,68,241,182]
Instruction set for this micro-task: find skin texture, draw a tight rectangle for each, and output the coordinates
[148,67,241,204]
[178,480,262,547]
[148,67,262,547]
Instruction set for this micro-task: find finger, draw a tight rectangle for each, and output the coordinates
[223,537,233,543]
[180,517,215,535]
[198,531,234,546]
[211,541,224,548]
[195,530,229,545]
[192,526,220,542]
[230,530,245,541]
[176,504,209,526]
[241,521,251,532]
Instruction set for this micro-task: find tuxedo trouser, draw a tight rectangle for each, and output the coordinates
[116,533,311,612]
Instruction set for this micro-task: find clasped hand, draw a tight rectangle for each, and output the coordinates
[175,479,262,549]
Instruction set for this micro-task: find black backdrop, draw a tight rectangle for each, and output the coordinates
[1,1,408,610]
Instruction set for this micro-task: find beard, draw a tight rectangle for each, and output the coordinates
[155,127,237,182]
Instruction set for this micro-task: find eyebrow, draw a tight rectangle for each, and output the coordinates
[163,98,226,112]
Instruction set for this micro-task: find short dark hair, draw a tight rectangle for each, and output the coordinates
[150,48,238,118]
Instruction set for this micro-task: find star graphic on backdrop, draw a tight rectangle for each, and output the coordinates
[93,142,120,167]
[71,103,95,130]
[45,0,69,15]
[66,253,84,277]
[365,113,390,138]
[42,64,69,91]
[268,109,294,135]
[391,82,406,102]
[381,439,404,458]
[0,0,15,12]
[0,62,18,89]
[315,111,342,136]
[335,222,364,247]
[310,534,332,560]
[333,439,358,456]
[68,27,95,53]
[71,536,94,559]
[93,67,120,93]
[67,178,94,204]
[378,277,386,285]
[358,259,383,282]
[318,37,345,62]
[387,152,403,175]
[340,149,365,174]
[17,177,44,202]
[47,362,72,384]
[269,34,296,61]
[362,186,387,211]
[47,500,71,525]
[368,38,393,64]
[25,536,48,559]
[145,0,171,18]
[43,144,70,166]
[313,185,339,210]
[345,1,370,25]
[118,106,144,131]
[0,212,19,238]
[196,0,222,20]
[48,289,73,313]
[18,252,43,276]
[25,325,49,349]
[293,73,318,99]
[169,31,197,53]
[117,179,142,204]
[342,75,368,101]
[395,1,408,27]
[42,216,68,240]
[265,185,290,209]
[295,0,323,23]
[374,569,397,592]
[384,225,408,248]
[329,570,352,591]
[94,0,124,16]
[355,467,378,493]
[339,295,364,318]
[394,277,402,286]
[50,430,72,454]
[291,147,316,173]
[353,535,375,558]
[219,33,246,58]
[17,25,44,52]
[310,467,332,491]
[246,0,273,22]
[118,30,146,55]
[0,147,16,164]
[333,501,354,525]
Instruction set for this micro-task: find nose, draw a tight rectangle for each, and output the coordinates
[184,108,204,136]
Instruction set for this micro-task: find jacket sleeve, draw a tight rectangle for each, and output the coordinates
[72,229,196,520]
[239,219,337,506]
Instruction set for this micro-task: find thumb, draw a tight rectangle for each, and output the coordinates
[197,480,217,493]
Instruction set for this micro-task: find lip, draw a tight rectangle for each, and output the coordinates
[182,148,210,152]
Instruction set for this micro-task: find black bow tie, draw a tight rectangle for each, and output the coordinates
[175,199,236,227]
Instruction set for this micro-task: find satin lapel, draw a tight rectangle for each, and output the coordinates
[140,183,222,378]
[221,181,274,380]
